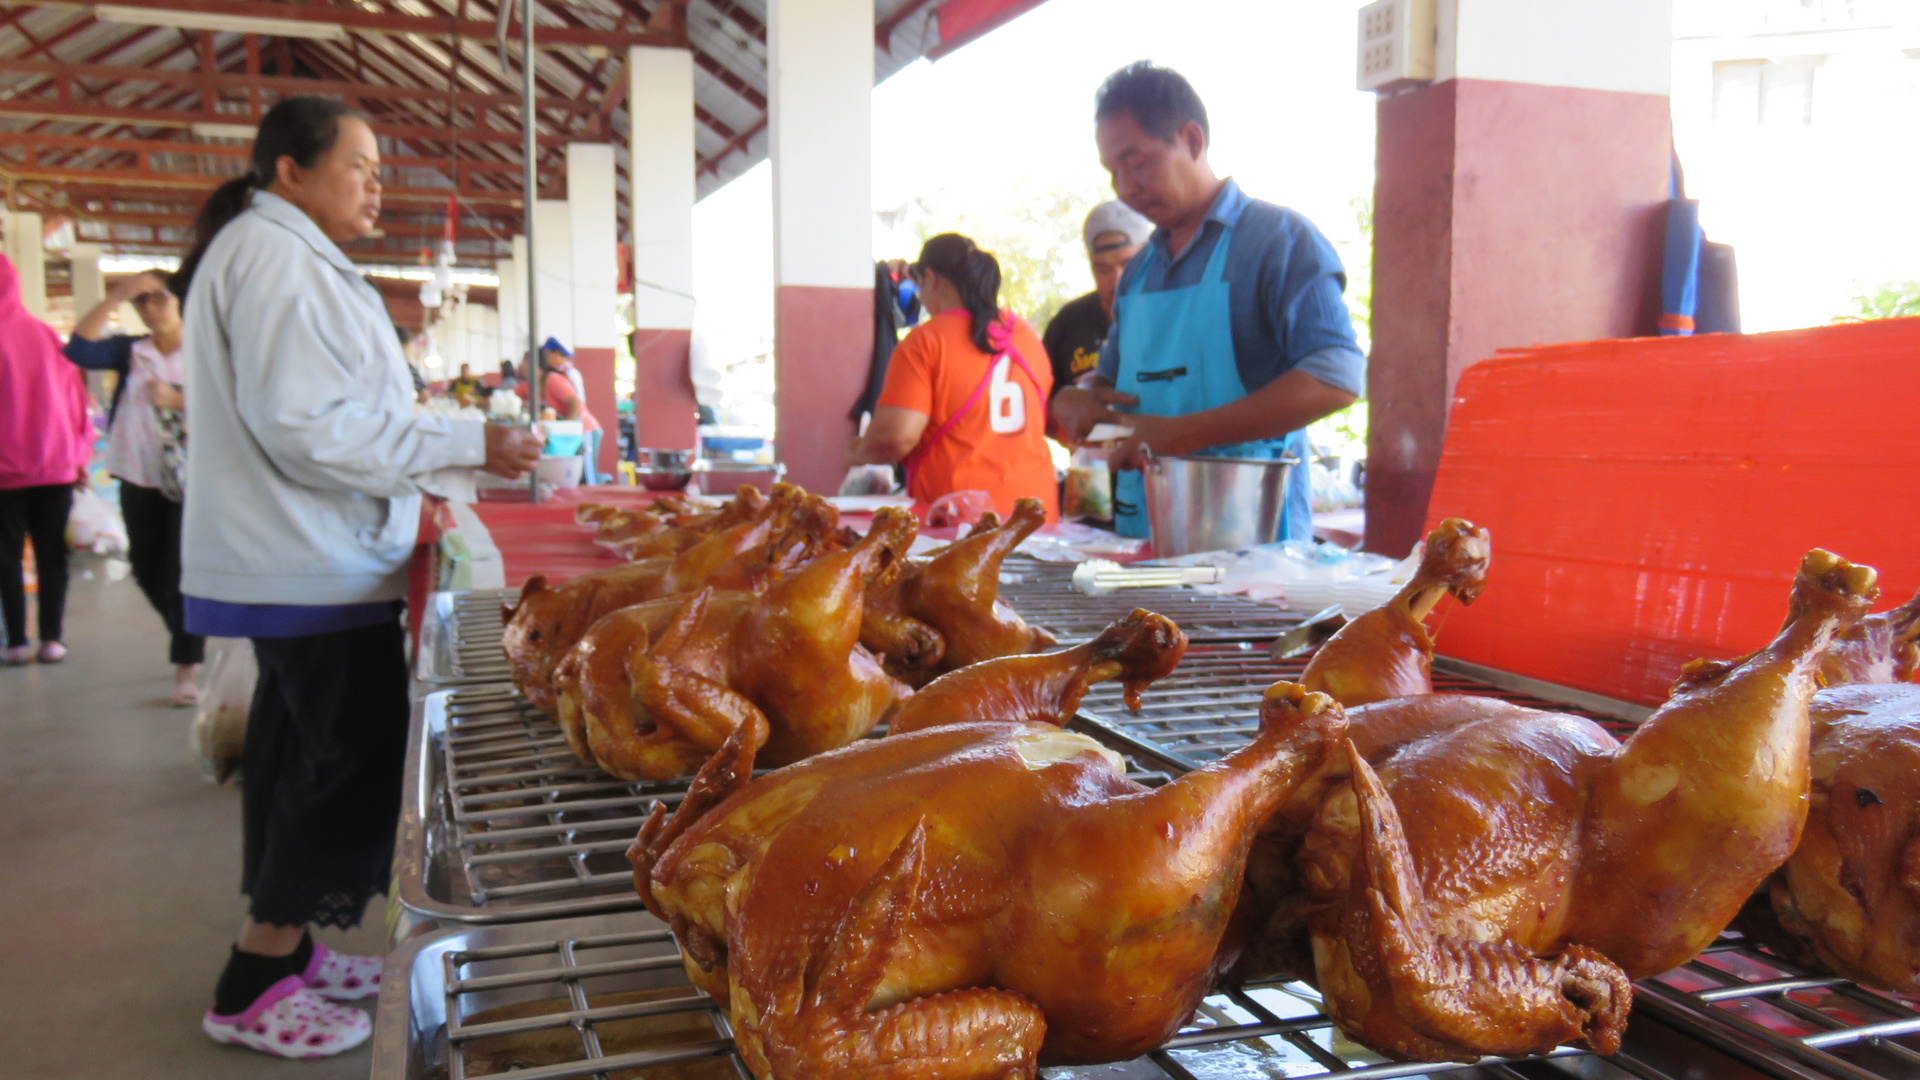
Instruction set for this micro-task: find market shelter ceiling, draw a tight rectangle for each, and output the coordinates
[0,0,1050,265]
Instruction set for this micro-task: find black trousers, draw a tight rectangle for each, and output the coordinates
[118,481,204,666]
[243,618,409,929]
[0,483,73,647]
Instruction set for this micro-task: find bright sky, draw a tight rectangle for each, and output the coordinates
[692,0,1378,365]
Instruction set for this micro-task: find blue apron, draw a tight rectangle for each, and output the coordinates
[1111,222,1311,542]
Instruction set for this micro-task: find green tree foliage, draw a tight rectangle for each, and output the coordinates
[1841,278,1920,321]
[907,180,1109,332]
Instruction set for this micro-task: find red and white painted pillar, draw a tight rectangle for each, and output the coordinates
[769,0,874,493]
[628,43,701,450]
[1365,0,1674,555]
[567,143,621,480]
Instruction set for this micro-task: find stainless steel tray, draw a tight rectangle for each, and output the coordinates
[417,589,518,685]
[1076,644,1650,771]
[998,559,1304,645]
[396,685,1183,929]
[371,910,1785,1080]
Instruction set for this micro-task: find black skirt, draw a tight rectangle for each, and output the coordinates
[242,619,410,929]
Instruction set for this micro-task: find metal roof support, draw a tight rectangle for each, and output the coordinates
[521,0,542,500]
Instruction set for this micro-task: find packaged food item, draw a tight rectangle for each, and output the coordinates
[926,489,993,528]
[1063,446,1113,522]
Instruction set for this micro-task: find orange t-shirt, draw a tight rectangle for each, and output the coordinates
[877,310,1058,521]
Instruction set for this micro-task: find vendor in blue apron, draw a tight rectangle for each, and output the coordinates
[1051,62,1365,543]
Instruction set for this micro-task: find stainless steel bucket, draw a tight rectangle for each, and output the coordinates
[1142,454,1299,556]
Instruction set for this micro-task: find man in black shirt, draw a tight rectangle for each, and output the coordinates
[1043,201,1154,407]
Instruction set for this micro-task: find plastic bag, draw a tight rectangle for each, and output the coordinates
[926,490,994,529]
[190,638,255,784]
[66,486,128,556]
[1062,447,1113,522]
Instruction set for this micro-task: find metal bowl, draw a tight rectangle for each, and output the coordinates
[633,447,697,491]
[1142,453,1299,556]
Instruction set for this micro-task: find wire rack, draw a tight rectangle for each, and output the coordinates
[997,560,1303,644]
[418,589,519,684]
[404,683,1182,924]
[407,917,1746,1080]
[1075,643,1646,771]
[1635,936,1920,1080]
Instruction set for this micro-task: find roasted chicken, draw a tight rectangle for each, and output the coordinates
[1299,517,1489,707]
[551,508,919,779]
[504,486,832,716]
[860,496,1057,683]
[627,670,1343,1079]
[1274,550,1877,1061]
[1736,587,1920,991]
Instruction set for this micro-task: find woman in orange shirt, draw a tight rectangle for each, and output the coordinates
[849,233,1058,521]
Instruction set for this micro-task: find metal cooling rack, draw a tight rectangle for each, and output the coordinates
[1636,936,1920,1080]
[397,683,1182,926]
[1076,644,1650,771]
[417,589,519,684]
[373,915,1744,1080]
[998,560,1304,644]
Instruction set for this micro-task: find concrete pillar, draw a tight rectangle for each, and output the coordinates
[508,235,530,369]
[2,210,48,319]
[532,200,573,352]
[496,253,520,368]
[629,44,701,451]
[70,243,104,319]
[769,0,873,492]
[568,143,621,479]
[1364,0,1673,556]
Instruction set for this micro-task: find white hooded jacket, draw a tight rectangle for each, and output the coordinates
[180,190,485,605]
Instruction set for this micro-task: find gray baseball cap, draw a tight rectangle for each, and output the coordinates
[1083,200,1154,255]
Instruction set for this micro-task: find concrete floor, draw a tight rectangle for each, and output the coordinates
[1,555,385,1079]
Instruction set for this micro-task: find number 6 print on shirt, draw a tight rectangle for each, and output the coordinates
[989,359,1025,434]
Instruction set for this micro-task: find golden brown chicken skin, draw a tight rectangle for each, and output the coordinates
[551,508,919,779]
[1300,517,1489,707]
[627,680,1344,1080]
[1286,549,1877,1062]
[861,497,1057,682]
[503,487,832,716]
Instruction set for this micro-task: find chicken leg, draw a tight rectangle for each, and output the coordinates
[1300,518,1489,707]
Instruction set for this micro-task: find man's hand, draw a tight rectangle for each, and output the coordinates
[1108,413,1198,472]
[483,424,544,479]
[1050,382,1139,443]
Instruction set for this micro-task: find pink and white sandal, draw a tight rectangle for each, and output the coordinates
[301,941,382,1001]
[202,975,371,1058]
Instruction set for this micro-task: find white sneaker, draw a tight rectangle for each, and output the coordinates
[300,941,383,1001]
[202,975,371,1059]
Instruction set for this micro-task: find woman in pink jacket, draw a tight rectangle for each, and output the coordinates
[0,252,94,664]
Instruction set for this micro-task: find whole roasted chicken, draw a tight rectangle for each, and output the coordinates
[860,497,1057,682]
[627,615,1341,1079]
[504,486,832,716]
[1274,550,1878,1062]
[552,509,919,779]
[1736,588,1920,990]
[1299,517,1489,707]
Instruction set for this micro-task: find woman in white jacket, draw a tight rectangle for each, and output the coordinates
[173,97,541,1058]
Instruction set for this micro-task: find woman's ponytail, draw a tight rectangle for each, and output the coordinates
[913,232,1005,354]
[171,96,364,300]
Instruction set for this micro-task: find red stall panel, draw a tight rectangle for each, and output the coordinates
[1423,318,1920,705]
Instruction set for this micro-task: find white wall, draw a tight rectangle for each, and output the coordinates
[1437,0,1673,95]
[532,199,574,348]
[2,210,47,318]
[769,0,873,289]
[567,143,619,349]
[630,45,697,330]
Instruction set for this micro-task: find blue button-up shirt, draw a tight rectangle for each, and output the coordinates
[1096,179,1365,398]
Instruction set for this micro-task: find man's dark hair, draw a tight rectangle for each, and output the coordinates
[1095,61,1209,144]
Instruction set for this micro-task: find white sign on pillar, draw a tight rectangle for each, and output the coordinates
[769,0,872,291]
[509,236,530,363]
[629,46,696,331]
[532,200,574,350]
[566,143,620,349]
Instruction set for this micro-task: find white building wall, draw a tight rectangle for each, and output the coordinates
[567,143,620,349]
